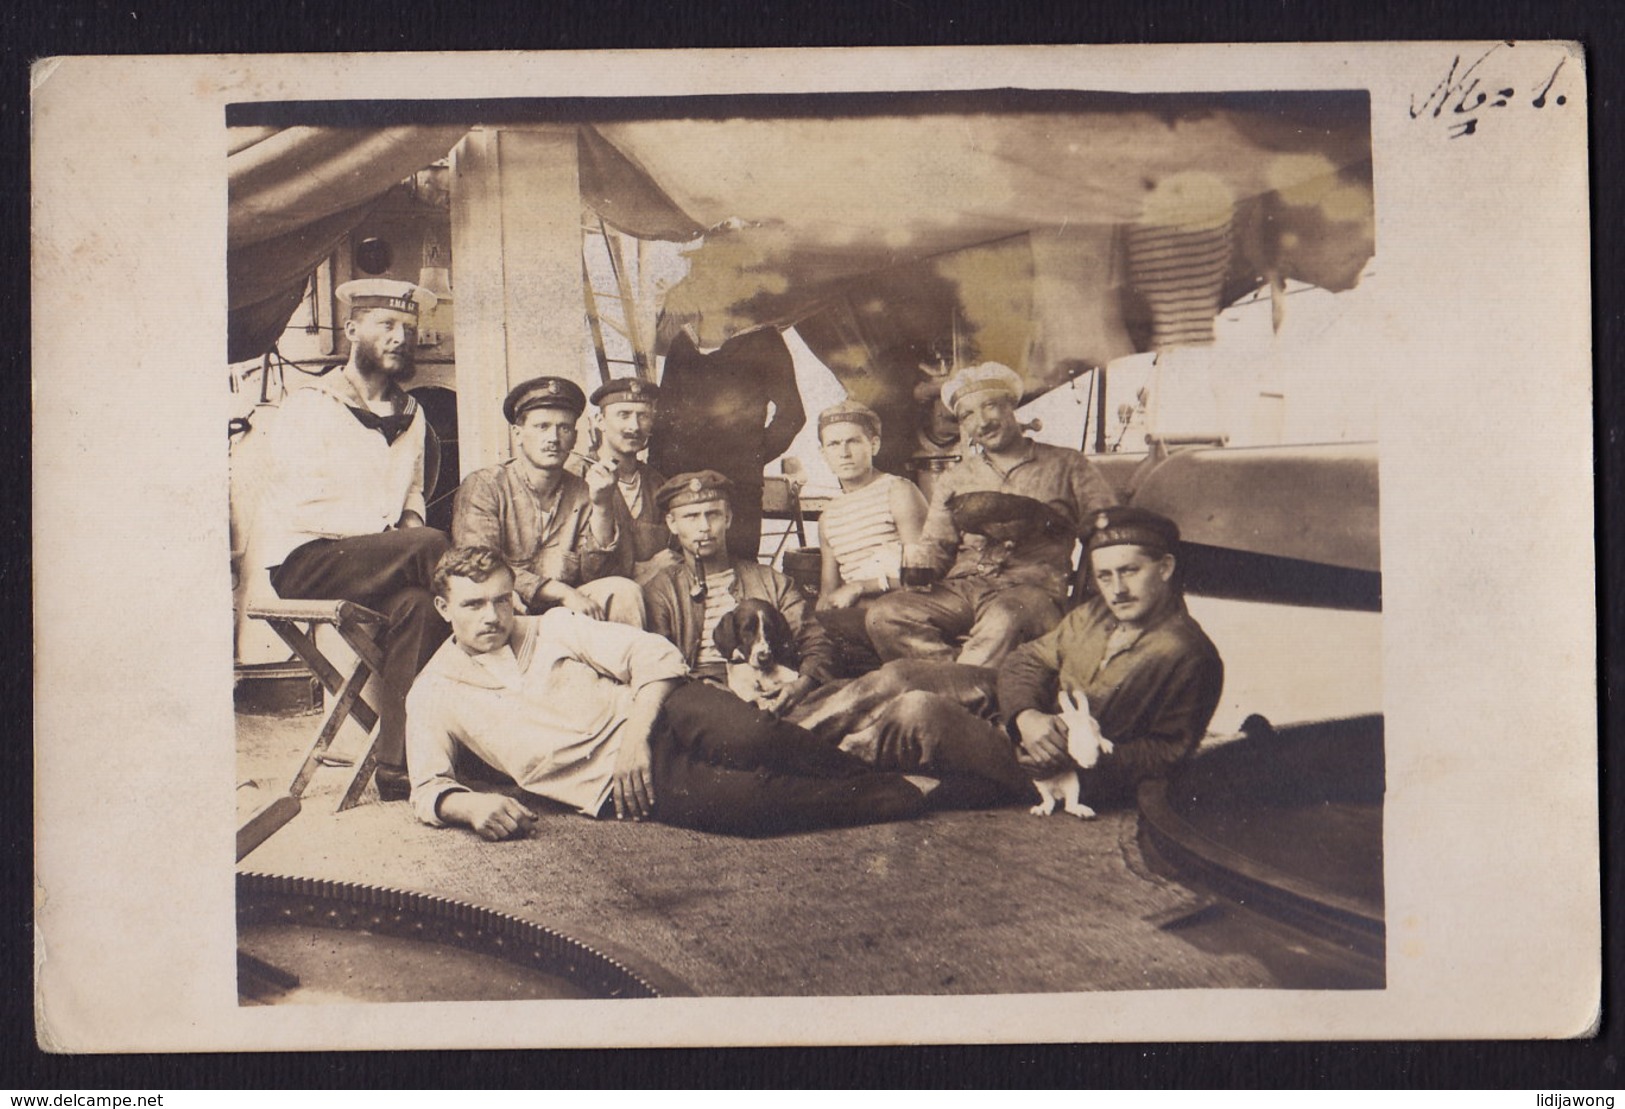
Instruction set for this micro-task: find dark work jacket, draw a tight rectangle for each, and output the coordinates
[642,558,838,686]
[999,594,1223,795]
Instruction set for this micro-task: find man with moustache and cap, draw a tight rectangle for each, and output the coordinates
[864,361,1118,668]
[566,377,679,587]
[452,375,645,627]
[792,506,1224,813]
[1004,505,1224,801]
[642,470,838,716]
[254,279,452,801]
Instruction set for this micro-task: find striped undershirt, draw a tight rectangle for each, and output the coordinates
[697,569,738,667]
[819,473,904,585]
[1125,215,1234,350]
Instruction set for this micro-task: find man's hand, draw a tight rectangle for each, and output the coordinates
[441,793,538,841]
[818,582,866,611]
[395,510,426,529]
[584,457,619,505]
[1015,709,1071,775]
[770,674,818,718]
[611,728,656,820]
[557,584,607,621]
[873,724,922,770]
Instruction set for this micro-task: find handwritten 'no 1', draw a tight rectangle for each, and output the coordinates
[1410,45,1568,138]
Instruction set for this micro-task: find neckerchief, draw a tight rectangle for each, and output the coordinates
[322,369,418,445]
[344,405,416,445]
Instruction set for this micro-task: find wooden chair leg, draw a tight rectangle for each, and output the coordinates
[338,746,382,812]
[258,610,398,812]
[237,795,302,863]
[287,661,371,798]
[332,620,403,813]
[264,619,379,734]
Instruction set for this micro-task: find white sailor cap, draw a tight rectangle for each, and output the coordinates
[941,361,1024,413]
[336,278,438,317]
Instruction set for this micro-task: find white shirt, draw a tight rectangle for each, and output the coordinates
[406,611,690,822]
[254,375,427,569]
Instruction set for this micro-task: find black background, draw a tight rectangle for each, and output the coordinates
[3,0,1619,1090]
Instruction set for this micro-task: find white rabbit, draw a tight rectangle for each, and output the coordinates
[1029,689,1114,819]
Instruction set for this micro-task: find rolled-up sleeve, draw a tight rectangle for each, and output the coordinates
[917,474,961,571]
[542,608,689,691]
[577,492,634,581]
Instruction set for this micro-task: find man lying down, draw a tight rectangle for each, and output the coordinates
[406,546,1034,840]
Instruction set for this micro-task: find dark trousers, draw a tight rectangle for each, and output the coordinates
[270,527,452,768]
[791,659,1038,809]
[816,601,883,676]
[865,577,1062,668]
[725,484,763,562]
[646,680,927,836]
[792,658,1002,744]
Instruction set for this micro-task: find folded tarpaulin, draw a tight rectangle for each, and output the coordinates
[227,124,468,363]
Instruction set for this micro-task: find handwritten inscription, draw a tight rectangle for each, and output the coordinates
[1411,44,1572,138]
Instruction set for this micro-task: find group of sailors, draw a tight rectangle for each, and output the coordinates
[249,278,1223,840]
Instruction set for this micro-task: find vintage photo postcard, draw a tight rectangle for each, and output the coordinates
[32,43,1595,1050]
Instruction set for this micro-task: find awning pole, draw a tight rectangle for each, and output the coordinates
[1094,366,1108,453]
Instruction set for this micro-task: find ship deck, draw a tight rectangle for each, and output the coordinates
[236,709,1381,999]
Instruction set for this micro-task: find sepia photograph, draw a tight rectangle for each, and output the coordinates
[32,43,1595,1049]
[227,88,1384,1002]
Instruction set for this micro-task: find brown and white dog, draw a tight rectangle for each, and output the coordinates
[1029,689,1114,819]
[712,598,802,712]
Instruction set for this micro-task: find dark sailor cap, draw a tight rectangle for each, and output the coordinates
[589,377,661,407]
[503,376,587,423]
[656,471,733,515]
[1085,505,1181,554]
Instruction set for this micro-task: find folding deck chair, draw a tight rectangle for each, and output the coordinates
[235,598,400,861]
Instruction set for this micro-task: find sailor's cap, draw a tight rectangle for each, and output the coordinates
[941,361,1024,413]
[503,376,587,423]
[656,471,733,515]
[590,377,661,407]
[1085,505,1180,555]
[817,399,883,438]
[336,279,437,318]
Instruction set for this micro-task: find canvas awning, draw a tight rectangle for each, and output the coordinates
[226,94,1374,390]
[227,124,469,362]
[578,92,1373,457]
